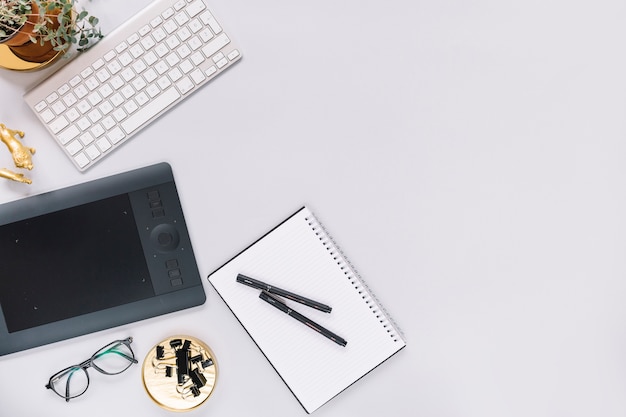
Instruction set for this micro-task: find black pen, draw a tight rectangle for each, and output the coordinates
[237,273,332,313]
[259,291,347,347]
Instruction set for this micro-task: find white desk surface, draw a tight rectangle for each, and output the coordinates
[1,0,625,415]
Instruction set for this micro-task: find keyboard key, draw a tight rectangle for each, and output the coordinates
[168,68,183,82]
[96,137,112,152]
[77,117,91,131]
[187,0,206,17]
[180,59,193,74]
[58,84,70,95]
[121,87,180,134]
[102,116,116,130]
[66,139,83,155]
[104,50,117,61]
[52,101,66,115]
[204,65,217,77]
[46,92,59,103]
[40,109,55,123]
[112,108,127,122]
[190,69,205,84]
[74,152,90,169]
[198,28,213,42]
[146,83,161,98]
[132,60,147,74]
[108,127,125,144]
[91,124,105,138]
[35,101,47,112]
[66,108,80,122]
[162,7,175,20]
[135,92,150,107]
[121,85,136,99]
[115,41,128,53]
[80,132,95,145]
[164,20,178,34]
[132,77,147,91]
[118,52,133,66]
[85,77,99,91]
[177,27,192,42]
[153,27,167,42]
[175,12,189,27]
[127,32,140,45]
[92,58,105,70]
[121,68,136,82]
[139,25,151,37]
[191,51,204,65]
[49,117,69,134]
[99,84,114,99]
[216,57,228,69]
[176,77,194,94]
[63,93,78,107]
[124,100,139,114]
[69,75,82,87]
[110,92,124,107]
[130,44,144,58]
[110,76,125,90]
[227,49,240,60]
[200,11,222,34]
[202,33,229,58]
[88,109,103,123]
[150,16,163,28]
[144,51,159,66]
[87,92,103,106]
[58,125,80,144]
[96,69,110,82]
[144,68,158,83]
[189,20,203,34]
[85,144,101,160]
[76,100,91,114]
[74,85,89,98]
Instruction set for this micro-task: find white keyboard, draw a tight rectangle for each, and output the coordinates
[24,0,241,171]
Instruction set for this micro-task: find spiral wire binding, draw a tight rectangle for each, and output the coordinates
[305,211,404,342]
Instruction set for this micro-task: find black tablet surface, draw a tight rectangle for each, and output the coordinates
[0,162,205,356]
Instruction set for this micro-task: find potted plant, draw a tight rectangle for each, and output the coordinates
[0,0,101,63]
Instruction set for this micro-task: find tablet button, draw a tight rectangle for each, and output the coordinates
[150,223,180,251]
[158,232,172,246]
[170,278,183,287]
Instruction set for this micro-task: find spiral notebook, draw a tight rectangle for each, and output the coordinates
[208,206,406,413]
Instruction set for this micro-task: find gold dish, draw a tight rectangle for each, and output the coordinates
[142,335,218,412]
[0,43,65,71]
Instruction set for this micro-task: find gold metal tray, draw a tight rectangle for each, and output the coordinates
[0,43,65,71]
[142,335,218,412]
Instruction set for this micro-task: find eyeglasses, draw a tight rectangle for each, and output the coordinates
[45,337,138,402]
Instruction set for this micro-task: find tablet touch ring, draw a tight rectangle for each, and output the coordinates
[150,223,180,251]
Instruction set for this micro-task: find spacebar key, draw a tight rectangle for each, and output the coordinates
[121,88,181,134]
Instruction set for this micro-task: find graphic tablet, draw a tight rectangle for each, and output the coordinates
[0,162,205,356]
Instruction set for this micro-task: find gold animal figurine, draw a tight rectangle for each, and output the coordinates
[0,123,36,184]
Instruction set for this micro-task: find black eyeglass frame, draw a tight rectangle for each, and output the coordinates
[45,337,138,402]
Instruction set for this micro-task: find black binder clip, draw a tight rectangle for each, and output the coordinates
[169,339,183,349]
[156,345,165,359]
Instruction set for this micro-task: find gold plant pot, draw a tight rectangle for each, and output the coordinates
[0,1,66,70]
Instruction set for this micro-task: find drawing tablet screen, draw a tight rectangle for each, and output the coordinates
[0,193,154,333]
